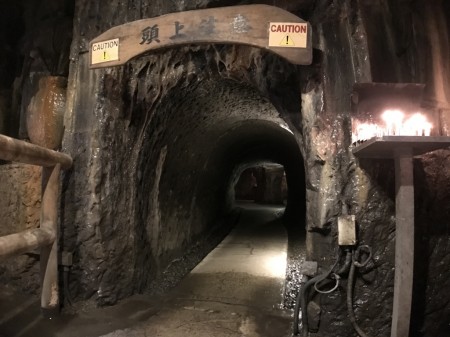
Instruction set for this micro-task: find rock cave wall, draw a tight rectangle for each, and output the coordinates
[302,1,450,336]
[0,164,41,292]
[0,0,448,336]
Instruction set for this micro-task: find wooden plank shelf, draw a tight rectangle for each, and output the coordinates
[352,136,450,158]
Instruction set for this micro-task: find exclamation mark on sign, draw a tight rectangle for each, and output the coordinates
[280,35,295,46]
[103,51,110,60]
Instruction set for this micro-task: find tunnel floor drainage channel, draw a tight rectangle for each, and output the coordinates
[0,203,294,337]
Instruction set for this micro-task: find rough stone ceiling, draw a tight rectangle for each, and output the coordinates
[150,74,305,221]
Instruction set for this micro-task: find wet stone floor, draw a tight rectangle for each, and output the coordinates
[0,204,299,337]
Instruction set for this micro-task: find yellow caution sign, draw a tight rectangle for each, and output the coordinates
[280,35,295,46]
[91,38,119,65]
[269,22,307,48]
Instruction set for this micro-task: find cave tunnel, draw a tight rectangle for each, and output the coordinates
[233,163,287,205]
[131,76,307,296]
[1,0,450,337]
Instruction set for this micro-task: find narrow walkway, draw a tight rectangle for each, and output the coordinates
[102,203,291,337]
[0,204,293,337]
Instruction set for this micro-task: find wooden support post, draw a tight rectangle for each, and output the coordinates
[40,164,61,316]
[352,136,450,337]
[391,147,414,337]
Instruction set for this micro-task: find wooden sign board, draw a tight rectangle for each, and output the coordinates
[89,4,312,68]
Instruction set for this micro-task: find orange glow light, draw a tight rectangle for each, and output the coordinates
[353,110,432,143]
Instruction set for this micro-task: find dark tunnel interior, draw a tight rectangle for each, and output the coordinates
[233,163,287,205]
[210,119,306,221]
[131,75,306,292]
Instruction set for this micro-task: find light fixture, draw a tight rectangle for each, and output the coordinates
[350,83,438,144]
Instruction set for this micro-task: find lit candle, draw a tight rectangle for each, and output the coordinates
[424,122,432,136]
[382,110,404,136]
[402,113,432,136]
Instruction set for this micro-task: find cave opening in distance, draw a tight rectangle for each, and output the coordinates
[233,163,287,206]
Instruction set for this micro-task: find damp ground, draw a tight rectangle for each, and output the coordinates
[0,203,304,337]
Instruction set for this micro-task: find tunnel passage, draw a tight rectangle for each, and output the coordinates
[234,164,287,205]
[209,119,306,222]
[133,75,306,296]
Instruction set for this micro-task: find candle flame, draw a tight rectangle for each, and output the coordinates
[382,109,404,136]
[402,113,432,136]
[353,110,432,143]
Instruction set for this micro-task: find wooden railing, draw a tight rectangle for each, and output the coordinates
[0,134,72,314]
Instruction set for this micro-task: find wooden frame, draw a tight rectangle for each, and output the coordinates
[0,134,72,314]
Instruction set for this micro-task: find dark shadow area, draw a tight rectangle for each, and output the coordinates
[0,0,74,138]
[0,283,163,337]
[411,153,450,337]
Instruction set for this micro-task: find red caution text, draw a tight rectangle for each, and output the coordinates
[270,24,307,34]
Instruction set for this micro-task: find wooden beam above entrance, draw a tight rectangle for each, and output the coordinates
[89,5,312,69]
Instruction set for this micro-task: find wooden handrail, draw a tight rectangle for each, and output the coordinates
[0,226,55,259]
[0,133,72,315]
[0,134,72,169]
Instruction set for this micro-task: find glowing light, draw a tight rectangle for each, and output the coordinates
[279,123,294,135]
[382,109,404,136]
[402,113,432,136]
[264,252,287,278]
[353,110,433,143]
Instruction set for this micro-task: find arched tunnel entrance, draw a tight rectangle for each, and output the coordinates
[135,75,307,310]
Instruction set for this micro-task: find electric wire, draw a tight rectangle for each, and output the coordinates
[293,254,340,336]
[314,273,340,294]
[347,245,373,337]
[63,267,73,306]
[293,245,373,337]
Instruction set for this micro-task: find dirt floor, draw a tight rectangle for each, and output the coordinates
[0,204,298,337]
